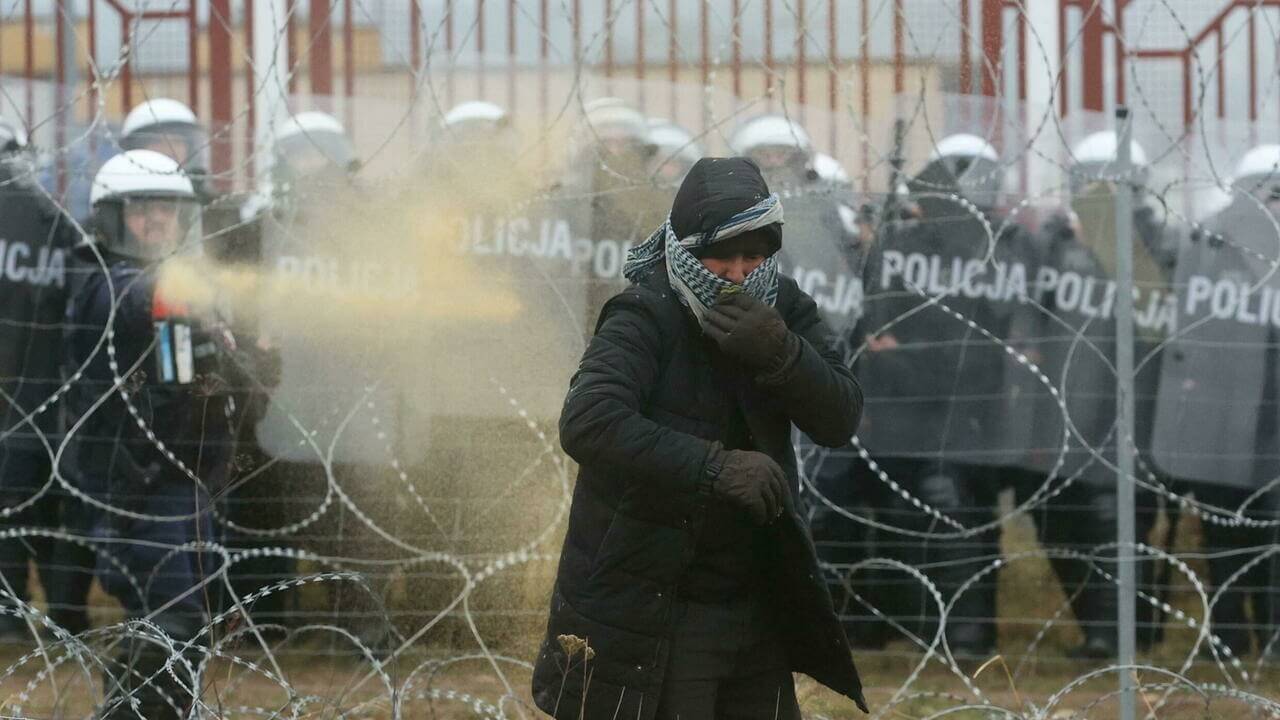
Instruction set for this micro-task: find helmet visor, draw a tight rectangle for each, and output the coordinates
[111,195,204,260]
[122,122,210,176]
[276,129,357,180]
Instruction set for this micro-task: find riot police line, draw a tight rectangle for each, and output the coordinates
[4,93,1280,717]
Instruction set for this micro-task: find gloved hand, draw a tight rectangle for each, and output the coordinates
[704,292,798,372]
[711,448,788,525]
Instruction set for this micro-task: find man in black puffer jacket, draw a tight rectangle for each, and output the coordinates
[532,157,867,719]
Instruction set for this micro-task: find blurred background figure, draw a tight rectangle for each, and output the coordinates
[568,98,665,330]
[427,101,524,205]
[730,114,819,190]
[646,118,704,187]
[66,149,226,718]
[1150,143,1280,659]
[1019,130,1173,659]
[858,131,1036,659]
[266,111,361,217]
[250,111,408,653]
[0,115,94,640]
[120,98,210,197]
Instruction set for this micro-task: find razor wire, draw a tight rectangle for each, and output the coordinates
[0,0,1279,718]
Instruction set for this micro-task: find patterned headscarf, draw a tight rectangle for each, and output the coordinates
[623,193,784,326]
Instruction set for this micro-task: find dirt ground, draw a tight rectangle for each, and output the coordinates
[3,480,1278,718]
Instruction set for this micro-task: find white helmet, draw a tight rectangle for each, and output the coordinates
[916,132,1002,206]
[573,99,656,179]
[929,133,999,163]
[811,152,850,185]
[91,150,201,260]
[582,98,652,146]
[121,98,207,175]
[1069,131,1149,192]
[1071,130,1149,167]
[273,111,359,183]
[0,116,28,153]
[435,101,513,159]
[647,120,703,183]
[276,110,348,145]
[730,115,812,156]
[1232,144,1280,189]
[730,115,814,186]
[443,101,508,129]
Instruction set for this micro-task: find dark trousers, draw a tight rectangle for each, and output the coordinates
[871,458,999,653]
[92,474,217,625]
[655,596,801,720]
[0,446,94,632]
[1186,482,1279,656]
[1015,473,1161,650]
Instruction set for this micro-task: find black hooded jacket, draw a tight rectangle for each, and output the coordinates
[531,158,867,718]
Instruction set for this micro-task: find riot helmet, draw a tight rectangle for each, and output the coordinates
[272,111,359,195]
[121,98,209,178]
[441,101,510,139]
[646,119,703,185]
[729,115,815,187]
[0,116,28,155]
[0,115,34,187]
[1069,130,1149,192]
[915,133,1002,208]
[432,101,517,178]
[582,98,654,157]
[811,152,851,187]
[1231,144,1280,204]
[572,98,656,188]
[90,149,201,261]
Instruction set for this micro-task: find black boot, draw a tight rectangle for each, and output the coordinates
[916,469,996,659]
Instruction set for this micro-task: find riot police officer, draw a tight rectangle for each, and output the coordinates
[427,101,524,202]
[729,114,821,190]
[859,132,1038,658]
[568,99,664,329]
[120,97,254,265]
[120,98,209,194]
[0,116,94,639]
[66,149,232,717]
[1022,130,1173,659]
[646,119,704,187]
[1151,144,1280,658]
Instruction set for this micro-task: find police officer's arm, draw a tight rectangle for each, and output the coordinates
[755,285,863,447]
[559,290,717,499]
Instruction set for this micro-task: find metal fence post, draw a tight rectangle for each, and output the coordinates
[1113,105,1137,720]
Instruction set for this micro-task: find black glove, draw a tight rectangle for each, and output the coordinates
[711,448,788,525]
[704,292,799,372]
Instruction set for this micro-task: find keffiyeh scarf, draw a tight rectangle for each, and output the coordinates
[622,193,784,326]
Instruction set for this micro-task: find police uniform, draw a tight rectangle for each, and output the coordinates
[0,145,96,637]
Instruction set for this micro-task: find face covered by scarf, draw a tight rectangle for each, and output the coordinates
[623,192,784,326]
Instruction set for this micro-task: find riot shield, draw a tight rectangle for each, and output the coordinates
[1003,182,1177,483]
[0,165,78,450]
[577,171,669,334]
[253,182,595,467]
[1151,194,1280,489]
[402,190,595,441]
[856,186,1038,465]
[775,185,868,340]
[853,94,1041,466]
[253,187,414,465]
